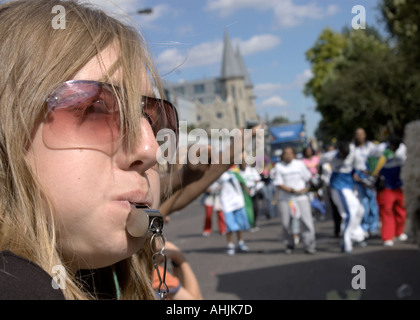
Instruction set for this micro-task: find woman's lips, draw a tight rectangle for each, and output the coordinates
[113,200,150,215]
[113,200,132,211]
[114,190,152,209]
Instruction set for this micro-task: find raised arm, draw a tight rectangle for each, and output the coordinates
[159,124,263,216]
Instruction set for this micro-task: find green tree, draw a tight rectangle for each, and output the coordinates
[306,21,420,143]
[270,116,289,126]
[318,30,399,139]
[318,35,407,140]
[304,28,347,102]
[380,0,420,67]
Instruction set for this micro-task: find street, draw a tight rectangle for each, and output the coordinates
[164,199,420,300]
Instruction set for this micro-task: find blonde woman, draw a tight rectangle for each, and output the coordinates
[0,0,178,299]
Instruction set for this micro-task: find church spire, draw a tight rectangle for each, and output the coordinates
[236,45,253,88]
[220,30,243,80]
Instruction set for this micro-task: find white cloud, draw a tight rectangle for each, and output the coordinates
[206,0,339,28]
[255,83,288,97]
[84,1,170,29]
[157,34,280,73]
[155,48,188,74]
[259,96,288,108]
[326,4,340,16]
[84,0,142,17]
[176,25,195,37]
[234,34,281,55]
[156,40,223,73]
[294,69,313,87]
[186,40,224,67]
[255,69,313,97]
[206,0,273,16]
[135,4,171,29]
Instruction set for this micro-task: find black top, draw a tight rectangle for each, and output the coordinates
[0,250,65,300]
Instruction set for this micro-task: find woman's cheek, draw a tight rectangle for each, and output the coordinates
[149,168,161,209]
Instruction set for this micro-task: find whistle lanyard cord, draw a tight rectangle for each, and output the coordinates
[112,267,122,300]
[151,231,169,300]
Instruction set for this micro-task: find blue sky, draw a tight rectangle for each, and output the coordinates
[89,0,384,137]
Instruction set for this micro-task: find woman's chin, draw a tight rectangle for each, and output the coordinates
[66,235,146,270]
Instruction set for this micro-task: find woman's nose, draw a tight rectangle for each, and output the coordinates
[118,117,159,172]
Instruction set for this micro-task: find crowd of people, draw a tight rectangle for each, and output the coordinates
[199,127,409,256]
[0,0,411,301]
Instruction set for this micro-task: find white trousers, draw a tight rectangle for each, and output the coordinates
[277,196,316,250]
[331,188,365,252]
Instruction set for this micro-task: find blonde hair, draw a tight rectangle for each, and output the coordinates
[0,0,166,299]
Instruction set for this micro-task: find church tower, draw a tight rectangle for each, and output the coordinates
[163,31,258,132]
[235,45,257,122]
[220,31,256,128]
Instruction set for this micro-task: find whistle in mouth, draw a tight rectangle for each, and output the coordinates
[126,204,164,238]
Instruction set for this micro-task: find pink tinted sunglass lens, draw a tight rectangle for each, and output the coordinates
[42,80,179,154]
[142,97,179,147]
[42,81,121,153]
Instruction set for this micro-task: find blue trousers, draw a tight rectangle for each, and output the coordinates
[356,183,379,233]
[256,184,276,219]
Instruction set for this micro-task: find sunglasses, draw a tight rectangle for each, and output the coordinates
[42,80,179,155]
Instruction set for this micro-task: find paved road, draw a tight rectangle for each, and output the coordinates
[164,199,420,300]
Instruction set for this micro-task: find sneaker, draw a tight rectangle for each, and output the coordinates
[226,243,235,256]
[383,240,394,247]
[355,240,368,248]
[305,248,317,255]
[396,233,408,242]
[341,243,352,254]
[250,227,260,233]
[237,242,249,253]
[202,232,210,237]
[285,248,293,255]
